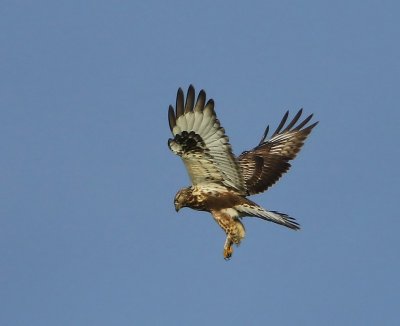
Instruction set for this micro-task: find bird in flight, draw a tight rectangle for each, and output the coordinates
[168,85,318,260]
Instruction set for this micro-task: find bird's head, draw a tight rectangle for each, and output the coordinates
[174,188,191,212]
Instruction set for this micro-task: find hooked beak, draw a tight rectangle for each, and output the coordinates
[174,202,181,212]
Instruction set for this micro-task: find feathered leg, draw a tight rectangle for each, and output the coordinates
[211,209,246,260]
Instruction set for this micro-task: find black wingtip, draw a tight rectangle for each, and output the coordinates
[283,109,303,132]
[308,120,319,129]
[205,98,215,112]
[272,110,289,136]
[176,88,184,118]
[168,105,176,132]
[294,111,313,130]
[185,85,195,113]
[194,89,206,112]
[259,125,269,145]
[177,87,184,98]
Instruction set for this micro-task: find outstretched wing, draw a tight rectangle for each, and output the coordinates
[168,85,245,193]
[238,109,318,195]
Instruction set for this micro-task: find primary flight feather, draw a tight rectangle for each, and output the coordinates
[168,85,318,259]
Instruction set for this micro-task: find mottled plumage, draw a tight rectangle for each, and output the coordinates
[168,85,318,259]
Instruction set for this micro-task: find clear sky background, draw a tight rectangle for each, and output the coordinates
[1,1,399,325]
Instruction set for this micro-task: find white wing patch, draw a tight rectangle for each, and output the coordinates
[168,86,245,193]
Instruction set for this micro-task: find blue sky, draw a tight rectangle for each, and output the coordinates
[1,1,399,325]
